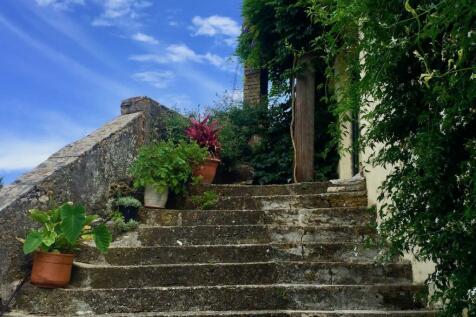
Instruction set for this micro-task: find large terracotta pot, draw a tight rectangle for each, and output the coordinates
[194,157,220,184]
[31,251,74,288]
[144,186,169,208]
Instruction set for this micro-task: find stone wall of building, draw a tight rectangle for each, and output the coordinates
[0,96,172,302]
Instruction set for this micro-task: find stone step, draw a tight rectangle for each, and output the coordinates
[14,284,425,315]
[191,180,366,197]
[138,225,375,246]
[5,309,437,316]
[70,261,412,288]
[77,243,380,265]
[140,207,372,227]
[178,192,368,210]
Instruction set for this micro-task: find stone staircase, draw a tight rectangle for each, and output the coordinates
[9,179,435,316]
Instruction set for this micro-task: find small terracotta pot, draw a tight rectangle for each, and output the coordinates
[194,157,220,184]
[31,251,74,288]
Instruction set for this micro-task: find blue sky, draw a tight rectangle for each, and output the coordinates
[0,0,243,184]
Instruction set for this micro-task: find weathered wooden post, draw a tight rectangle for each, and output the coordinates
[293,55,315,182]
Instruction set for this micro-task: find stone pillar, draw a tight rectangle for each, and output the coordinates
[243,67,268,106]
[121,96,173,143]
[294,55,316,182]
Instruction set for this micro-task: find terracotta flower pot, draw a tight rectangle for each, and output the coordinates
[194,157,220,184]
[31,251,75,288]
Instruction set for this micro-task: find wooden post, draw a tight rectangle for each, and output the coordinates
[294,55,315,182]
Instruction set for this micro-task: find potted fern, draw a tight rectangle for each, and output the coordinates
[185,115,222,184]
[130,140,208,208]
[22,202,111,288]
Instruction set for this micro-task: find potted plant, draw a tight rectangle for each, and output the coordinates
[22,202,111,288]
[130,140,208,208]
[115,196,142,221]
[185,115,222,184]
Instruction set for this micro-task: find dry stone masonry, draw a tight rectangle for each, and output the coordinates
[9,179,435,316]
[0,97,171,304]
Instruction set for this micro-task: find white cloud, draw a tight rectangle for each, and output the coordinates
[92,0,152,27]
[132,71,174,88]
[131,32,159,45]
[35,0,84,10]
[130,44,236,72]
[192,16,240,37]
[0,138,66,171]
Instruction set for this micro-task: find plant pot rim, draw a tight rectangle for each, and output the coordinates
[207,157,221,163]
[35,250,75,257]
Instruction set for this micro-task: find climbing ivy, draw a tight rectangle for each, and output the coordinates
[239,0,476,315]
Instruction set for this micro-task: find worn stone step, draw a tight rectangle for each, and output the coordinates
[178,192,368,210]
[14,284,425,315]
[191,180,366,197]
[5,309,437,317]
[140,207,372,227]
[78,243,380,265]
[138,225,375,246]
[70,261,412,288]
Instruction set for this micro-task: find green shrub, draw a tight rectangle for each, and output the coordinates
[111,212,139,232]
[129,141,208,195]
[23,203,111,254]
[115,196,142,208]
[190,191,219,210]
[163,112,190,143]
[213,102,338,184]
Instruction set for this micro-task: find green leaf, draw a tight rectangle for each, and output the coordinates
[28,209,49,224]
[60,203,86,244]
[84,215,98,226]
[23,230,43,254]
[92,224,112,253]
[41,229,57,247]
[404,0,417,16]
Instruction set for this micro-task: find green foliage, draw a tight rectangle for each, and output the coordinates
[240,0,476,314]
[163,112,189,143]
[129,141,208,195]
[237,0,323,95]
[23,203,111,254]
[115,196,142,208]
[308,0,476,315]
[236,0,340,183]
[111,212,139,232]
[190,191,219,210]
[213,101,338,184]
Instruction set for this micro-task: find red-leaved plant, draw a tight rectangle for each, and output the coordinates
[185,115,221,158]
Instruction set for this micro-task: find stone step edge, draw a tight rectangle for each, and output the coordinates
[141,206,370,212]
[5,309,437,317]
[50,283,423,292]
[198,191,368,199]
[93,241,376,250]
[138,224,374,229]
[73,260,411,269]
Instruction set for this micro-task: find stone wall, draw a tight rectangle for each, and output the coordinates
[243,66,268,106]
[0,96,172,302]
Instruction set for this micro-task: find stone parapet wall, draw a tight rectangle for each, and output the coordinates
[0,96,170,302]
